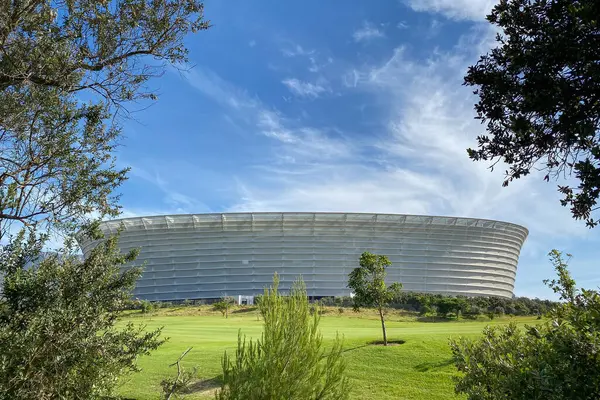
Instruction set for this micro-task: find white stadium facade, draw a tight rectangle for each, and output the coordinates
[78,212,528,301]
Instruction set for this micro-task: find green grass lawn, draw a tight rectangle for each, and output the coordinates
[118,308,538,400]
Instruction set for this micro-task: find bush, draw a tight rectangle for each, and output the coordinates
[141,300,155,314]
[451,250,600,400]
[464,305,483,318]
[0,232,164,399]
[419,304,433,316]
[216,275,349,400]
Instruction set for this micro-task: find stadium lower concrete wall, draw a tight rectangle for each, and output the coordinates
[78,213,528,300]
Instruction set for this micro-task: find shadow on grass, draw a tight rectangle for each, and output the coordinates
[414,358,454,372]
[415,316,456,323]
[341,344,370,354]
[367,339,406,346]
[232,306,258,314]
[341,339,407,354]
[186,376,223,394]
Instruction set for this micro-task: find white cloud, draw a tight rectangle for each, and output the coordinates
[180,67,349,163]
[308,56,333,73]
[281,44,314,57]
[128,163,212,214]
[282,78,328,98]
[342,69,363,88]
[428,19,443,37]
[179,67,258,110]
[403,0,495,21]
[353,21,385,42]
[397,21,409,29]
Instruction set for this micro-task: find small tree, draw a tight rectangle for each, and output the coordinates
[347,252,402,346]
[451,250,600,399]
[213,296,235,318]
[216,274,349,400]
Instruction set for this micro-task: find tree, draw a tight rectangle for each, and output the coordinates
[465,0,600,227]
[213,296,235,318]
[0,231,165,399]
[0,1,208,396]
[216,274,349,400]
[0,0,210,238]
[435,297,466,319]
[450,250,600,400]
[347,251,402,346]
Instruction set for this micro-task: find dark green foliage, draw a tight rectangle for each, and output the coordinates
[323,293,556,318]
[0,231,165,399]
[347,252,402,346]
[393,292,556,317]
[465,0,600,227]
[216,275,349,400]
[0,0,209,238]
[463,305,483,319]
[451,250,600,400]
[493,306,505,316]
[435,297,466,319]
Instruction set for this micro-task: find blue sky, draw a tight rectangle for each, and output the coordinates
[114,0,600,299]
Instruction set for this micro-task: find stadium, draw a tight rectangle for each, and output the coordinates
[77,212,528,301]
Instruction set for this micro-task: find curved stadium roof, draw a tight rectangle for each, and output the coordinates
[78,212,528,300]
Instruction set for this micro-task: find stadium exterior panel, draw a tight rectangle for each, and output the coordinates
[78,213,528,301]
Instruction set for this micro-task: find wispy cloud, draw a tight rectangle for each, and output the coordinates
[308,56,333,73]
[403,0,495,21]
[397,21,409,29]
[180,67,348,163]
[282,78,329,98]
[353,21,385,42]
[248,40,256,47]
[128,163,212,214]
[178,67,258,110]
[281,44,315,57]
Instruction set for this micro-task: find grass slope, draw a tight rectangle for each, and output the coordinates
[118,308,538,400]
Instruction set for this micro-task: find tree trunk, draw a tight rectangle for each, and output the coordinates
[378,306,387,346]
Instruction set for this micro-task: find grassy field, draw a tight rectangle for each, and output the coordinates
[118,307,538,400]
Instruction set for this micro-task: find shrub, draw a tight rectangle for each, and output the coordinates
[141,300,155,314]
[463,305,482,319]
[0,232,164,399]
[451,250,600,400]
[216,274,349,400]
